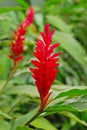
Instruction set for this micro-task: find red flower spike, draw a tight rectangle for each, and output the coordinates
[30,24,61,111]
[8,6,34,64]
[22,6,34,28]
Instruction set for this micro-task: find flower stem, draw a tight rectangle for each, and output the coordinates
[25,107,43,126]
[25,97,52,126]
[0,63,17,95]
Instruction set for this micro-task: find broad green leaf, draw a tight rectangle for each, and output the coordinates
[0,6,25,13]
[66,95,87,111]
[46,104,78,113]
[10,107,39,130]
[14,67,30,76]
[60,111,87,127]
[46,15,72,33]
[46,92,87,114]
[45,86,87,112]
[35,128,44,130]
[31,117,57,130]
[16,0,29,8]
[17,126,32,130]
[0,121,10,130]
[0,111,12,119]
[53,31,87,67]
[6,85,39,97]
[55,86,87,99]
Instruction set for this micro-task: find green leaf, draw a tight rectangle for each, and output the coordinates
[0,121,10,130]
[17,126,32,130]
[0,80,6,90]
[35,128,44,130]
[46,15,72,33]
[35,13,44,31]
[45,0,61,6]
[55,86,87,99]
[0,49,11,80]
[46,89,87,113]
[16,0,29,8]
[60,111,87,127]
[6,85,39,97]
[45,86,87,112]
[46,104,78,113]
[66,95,87,111]
[50,86,87,111]
[10,107,39,130]
[31,117,57,130]
[53,31,87,67]
[0,111,12,119]
[0,6,25,13]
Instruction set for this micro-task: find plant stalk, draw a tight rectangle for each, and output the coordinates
[25,107,43,126]
[0,63,17,95]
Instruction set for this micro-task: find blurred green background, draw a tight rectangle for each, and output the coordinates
[0,0,87,130]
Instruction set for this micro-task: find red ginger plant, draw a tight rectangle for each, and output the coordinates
[0,7,34,95]
[8,6,34,65]
[30,24,61,112]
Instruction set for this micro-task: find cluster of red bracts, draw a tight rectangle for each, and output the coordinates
[30,24,61,111]
[8,6,34,64]
[8,7,61,111]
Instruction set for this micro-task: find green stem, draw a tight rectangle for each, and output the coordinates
[0,63,17,95]
[25,97,52,126]
[25,108,43,126]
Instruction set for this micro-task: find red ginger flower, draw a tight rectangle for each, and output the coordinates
[30,24,61,111]
[8,6,34,64]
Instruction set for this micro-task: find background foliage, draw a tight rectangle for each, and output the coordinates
[0,0,87,130]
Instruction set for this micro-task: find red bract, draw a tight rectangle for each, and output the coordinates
[30,24,61,111]
[8,6,34,64]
